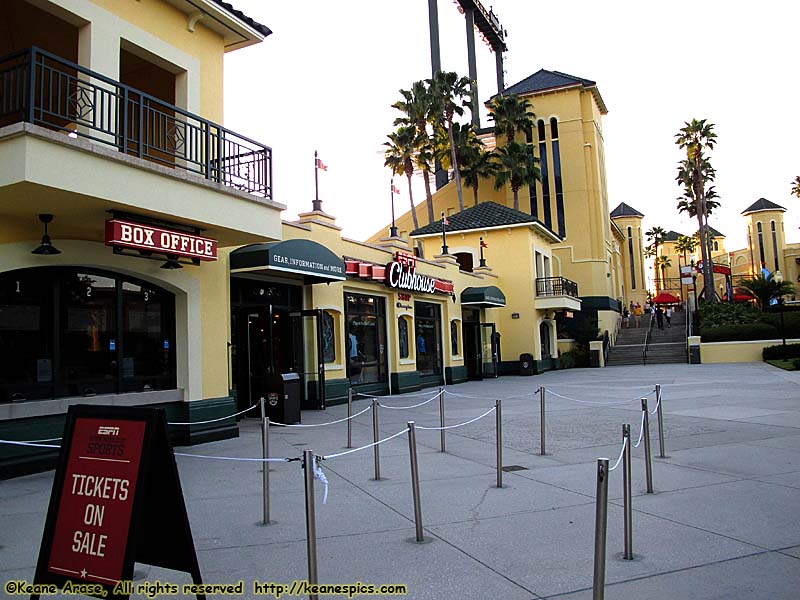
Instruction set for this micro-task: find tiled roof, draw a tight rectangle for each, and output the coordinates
[662,230,685,243]
[210,0,272,37]
[742,197,786,215]
[499,69,608,114]
[695,226,725,238]
[410,202,560,239]
[610,202,644,218]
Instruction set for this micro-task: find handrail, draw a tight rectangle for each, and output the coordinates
[642,311,656,365]
[535,276,579,298]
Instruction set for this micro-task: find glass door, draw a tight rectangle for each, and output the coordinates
[481,322,498,378]
[462,321,482,381]
[243,307,270,413]
[290,309,325,410]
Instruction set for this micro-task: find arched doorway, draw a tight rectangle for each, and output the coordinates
[540,321,552,359]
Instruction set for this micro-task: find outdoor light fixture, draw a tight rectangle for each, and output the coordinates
[31,214,61,255]
[160,255,183,270]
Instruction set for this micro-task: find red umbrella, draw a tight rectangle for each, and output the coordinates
[651,292,681,304]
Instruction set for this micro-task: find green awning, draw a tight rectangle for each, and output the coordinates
[230,239,345,284]
[461,285,506,307]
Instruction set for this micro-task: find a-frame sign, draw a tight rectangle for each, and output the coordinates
[30,405,205,599]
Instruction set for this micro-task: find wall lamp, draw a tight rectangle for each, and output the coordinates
[31,214,61,255]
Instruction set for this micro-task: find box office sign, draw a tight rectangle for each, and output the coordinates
[105,219,217,261]
[31,405,204,599]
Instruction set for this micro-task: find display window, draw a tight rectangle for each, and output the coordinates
[414,301,442,376]
[0,268,176,403]
[344,293,387,385]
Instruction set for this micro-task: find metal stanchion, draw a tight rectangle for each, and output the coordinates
[346,387,353,449]
[302,450,319,600]
[407,421,424,542]
[540,387,546,455]
[439,387,446,452]
[622,424,632,560]
[372,399,381,481]
[260,397,270,525]
[496,399,503,488]
[641,398,653,493]
[656,384,666,458]
[592,458,609,600]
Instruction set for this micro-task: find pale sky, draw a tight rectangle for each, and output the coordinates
[224,1,800,259]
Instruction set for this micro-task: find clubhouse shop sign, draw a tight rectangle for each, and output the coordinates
[346,251,455,296]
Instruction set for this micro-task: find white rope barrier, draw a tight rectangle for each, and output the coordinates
[545,389,641,406]
[416,406,496,431]
[649,396,661,415]
[608,437,628,472]
[633,411,646,448]
[354,389,433,399]
[442,390,490,399]
[378,391,441,410]
[173,453,296,463]
[168,403,258,426]
[322,428,408,460]
[0,439,61,448]
[312,456,330,504]
[270,405,372,428]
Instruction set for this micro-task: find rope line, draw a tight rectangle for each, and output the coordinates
[608,437,628,472]
[173,453,295,463]
[0,439,61,448]
[354,389,434,399]
[649,396,661,415]
[322,428,408,460]
[633,411,646,448]
[168,403,258,426]
[416,406,496,431]
[442,390,495,400]
[378,391,441,410]
[270,405,372,427]
[544,389,641,406]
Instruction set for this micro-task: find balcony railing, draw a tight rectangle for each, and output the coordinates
[535,276,579,298]
[0,47,272,199]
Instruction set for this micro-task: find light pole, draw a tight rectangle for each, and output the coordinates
[774,271,787,351]
[690,259,699,311]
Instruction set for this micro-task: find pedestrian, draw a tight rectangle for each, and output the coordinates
[656,306,664,329]
[634,303,643,328]
[622,307,630,328]
[665,306,672,328]
[629,300,635,314]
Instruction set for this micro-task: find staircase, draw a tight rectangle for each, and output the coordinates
[606,310,688,366]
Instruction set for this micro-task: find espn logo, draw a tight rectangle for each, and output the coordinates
[97,426,120,436]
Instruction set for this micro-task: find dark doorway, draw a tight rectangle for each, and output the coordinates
[462,308,482,380]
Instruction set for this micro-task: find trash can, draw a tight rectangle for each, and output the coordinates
[280,372,302,424]
[519,353,535,376]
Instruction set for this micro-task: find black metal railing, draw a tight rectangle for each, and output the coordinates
[0,47,272,199]
[642,311,656,365]
[535,276,579,298]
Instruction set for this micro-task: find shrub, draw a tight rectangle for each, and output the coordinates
[559,350,576,369]
[698,302,762,330]
[702,323,778,342]
[758,312,800,339]
[793,358,800,370]
[763,343,800,360]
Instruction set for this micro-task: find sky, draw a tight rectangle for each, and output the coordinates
[223,0,800,258]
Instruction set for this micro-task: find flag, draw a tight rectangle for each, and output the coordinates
[442,213,450,226]
[480,239,488,248]
[316,158,327,171]
[391,184,401,195]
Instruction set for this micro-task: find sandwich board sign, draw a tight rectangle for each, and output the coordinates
[30,405,205,599]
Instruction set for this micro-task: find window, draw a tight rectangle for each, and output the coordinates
[322,311,336,363]
[450,320,459,355]
[550,118,566,237]
[398,316,409,359]
[757,222,765,265]
[414,302,442,376]
[537,119,552,230]
[526,126,538,217]
[454,252,474,272]
[0,268,176,403]
[771,221,779,273]
[344,293,387,385]
[628,227,636,289]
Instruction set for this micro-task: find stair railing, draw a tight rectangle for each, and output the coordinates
[642,311,656,365]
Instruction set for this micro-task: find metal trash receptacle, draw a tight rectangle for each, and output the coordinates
[280,372,302,424]
[519,353,535,376]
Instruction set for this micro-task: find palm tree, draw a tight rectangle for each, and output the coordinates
[676,119,718,303]
[428,71,472,212]
[739,274,795,311]
[645,226,667,257]
[384,126,420,231]
[492,141,541,211]
[487,94,537,144]
[460,143,496,206]
[655,256,672,293]
[675,234,697,266]
[792,176,800,198]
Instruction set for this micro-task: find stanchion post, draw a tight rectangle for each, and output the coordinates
[302,450,319,600]
[260,397,270,525]
[372,399,381,481]
[496,399,503,488]
[642,398,653,493]
[439,387,446,453]
[540,387,546,456]
[592,458,609,600]
[656,384,666,458]
[622,424,632,560]
[347,387,353,449]
[407,421,424,542]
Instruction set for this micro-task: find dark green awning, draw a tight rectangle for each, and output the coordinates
[230,239,345,284]
[461,285,506,307]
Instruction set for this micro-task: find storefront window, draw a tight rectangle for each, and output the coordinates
[344,293,387,385]
[415,301,442,376]
[322,311,336,363]
[0,268,176,403]
[451,320,459,355]
[398,316,409,359]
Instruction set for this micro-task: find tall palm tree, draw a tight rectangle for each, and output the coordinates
[428,71,472,212]
[676,118,718,303]
[792,175,800,198]
[675,234,697,266]
[492,141,540,211]
[655,256,672,292]
[460,143,496,206]
[487,94,537,144]
[739,274,795,311]
[384,126,420,231]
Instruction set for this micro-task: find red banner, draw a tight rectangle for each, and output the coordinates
[47,418,146,585]
[105,219,217,261]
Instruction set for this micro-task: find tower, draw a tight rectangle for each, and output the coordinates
[742,198,786,276]
[611,203,647,306]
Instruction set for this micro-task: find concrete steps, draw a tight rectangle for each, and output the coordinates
[607,311,688,365]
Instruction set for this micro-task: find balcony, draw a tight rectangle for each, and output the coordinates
[535,276,581,311]
[0,47,272,199]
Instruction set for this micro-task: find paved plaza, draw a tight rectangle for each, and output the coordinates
[2,362,800,599]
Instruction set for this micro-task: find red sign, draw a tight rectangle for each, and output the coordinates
[105,219,217,261]
[695,261,731,275]
[47,418,146,585]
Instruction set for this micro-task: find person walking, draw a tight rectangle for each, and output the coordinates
[665,306,673,328]
[622,307,630,328]
[634,303,643,328]
[655,306,664,329]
